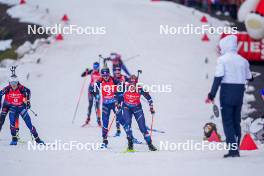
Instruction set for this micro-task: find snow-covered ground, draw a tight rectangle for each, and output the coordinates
[0,0,263,175]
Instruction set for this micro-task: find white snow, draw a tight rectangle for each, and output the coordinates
[0,0,263,176]
[0,39,12,51]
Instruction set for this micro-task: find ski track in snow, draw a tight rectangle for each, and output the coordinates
[0,0,263,175]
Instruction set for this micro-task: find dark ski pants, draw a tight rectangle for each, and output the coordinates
[102,102,124,138]
[0,102,19,131]
[115,98,124,130]
[122,104,151,144]
[221,104,242,154]
[9,105,39,139]
[87,90,100,120]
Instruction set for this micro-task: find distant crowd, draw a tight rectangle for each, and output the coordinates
[173,0,245,20]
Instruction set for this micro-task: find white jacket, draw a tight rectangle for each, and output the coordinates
[215,35,252,84]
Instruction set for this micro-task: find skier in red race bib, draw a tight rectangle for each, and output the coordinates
[94,66,126,148]
[0,75,44,145]
[122,75,157,151]
[81,62,102,127]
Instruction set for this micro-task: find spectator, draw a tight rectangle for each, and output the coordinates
[206,35,253,158]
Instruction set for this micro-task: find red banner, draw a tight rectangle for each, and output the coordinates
[222,33,264,62]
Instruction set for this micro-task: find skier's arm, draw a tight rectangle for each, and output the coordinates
[141,90,153,105]
[0,87,8,109]
[81,69,93,77]
[207,59,224,101]
[20,86,31,109]
[140,88,155,114]
[23,86,31,100]
[208,77,223,101]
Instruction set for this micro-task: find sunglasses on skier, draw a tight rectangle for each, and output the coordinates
[10,81,18,86]
[102,74,110,78]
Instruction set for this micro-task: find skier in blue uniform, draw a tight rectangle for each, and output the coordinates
[81,62,102,127]
[122,75,157,151]
[0,75,44,145]
[206,35,253,158]
[94,67,126,147]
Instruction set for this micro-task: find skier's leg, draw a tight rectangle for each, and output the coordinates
[133,106,157,151]
[122,106,133,138]
[94,95,101,126]
[133,107,150,142]
[122,105,133,150]
[221,104,237,155]
[113,104,121,136]
[233,105,242,151]
[9,107,18,144]
[19,107,43,144]
[0,105,9,131]
[15,115,19,134]
[102,103,111,146]
[85,91,94,123]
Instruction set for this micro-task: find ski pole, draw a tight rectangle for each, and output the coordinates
[72,77,87,124]
[29,109,38,117]
[99,55,108,67]
[137,69,142,79]
[150,114,154,138]
[106,115,116,136]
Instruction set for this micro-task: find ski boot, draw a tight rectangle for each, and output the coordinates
[126,137,135,152]
[101,138,108,148]
[35,137,45,145]
[10,136,18,145]
[223,151,240,158]
[148,142,157,151]
[81,117,91,127]
[114,128,121,137]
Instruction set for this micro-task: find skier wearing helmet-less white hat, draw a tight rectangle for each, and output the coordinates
[206,35,253,158]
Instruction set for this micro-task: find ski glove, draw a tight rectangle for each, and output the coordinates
[149,104,155,115]
[205,93,214,104]
[81,69,89,77]
[26,101,31,109]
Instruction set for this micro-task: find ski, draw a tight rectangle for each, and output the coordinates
[146,126,165,134]
[81,123,101,128]
[123,149,137,153]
